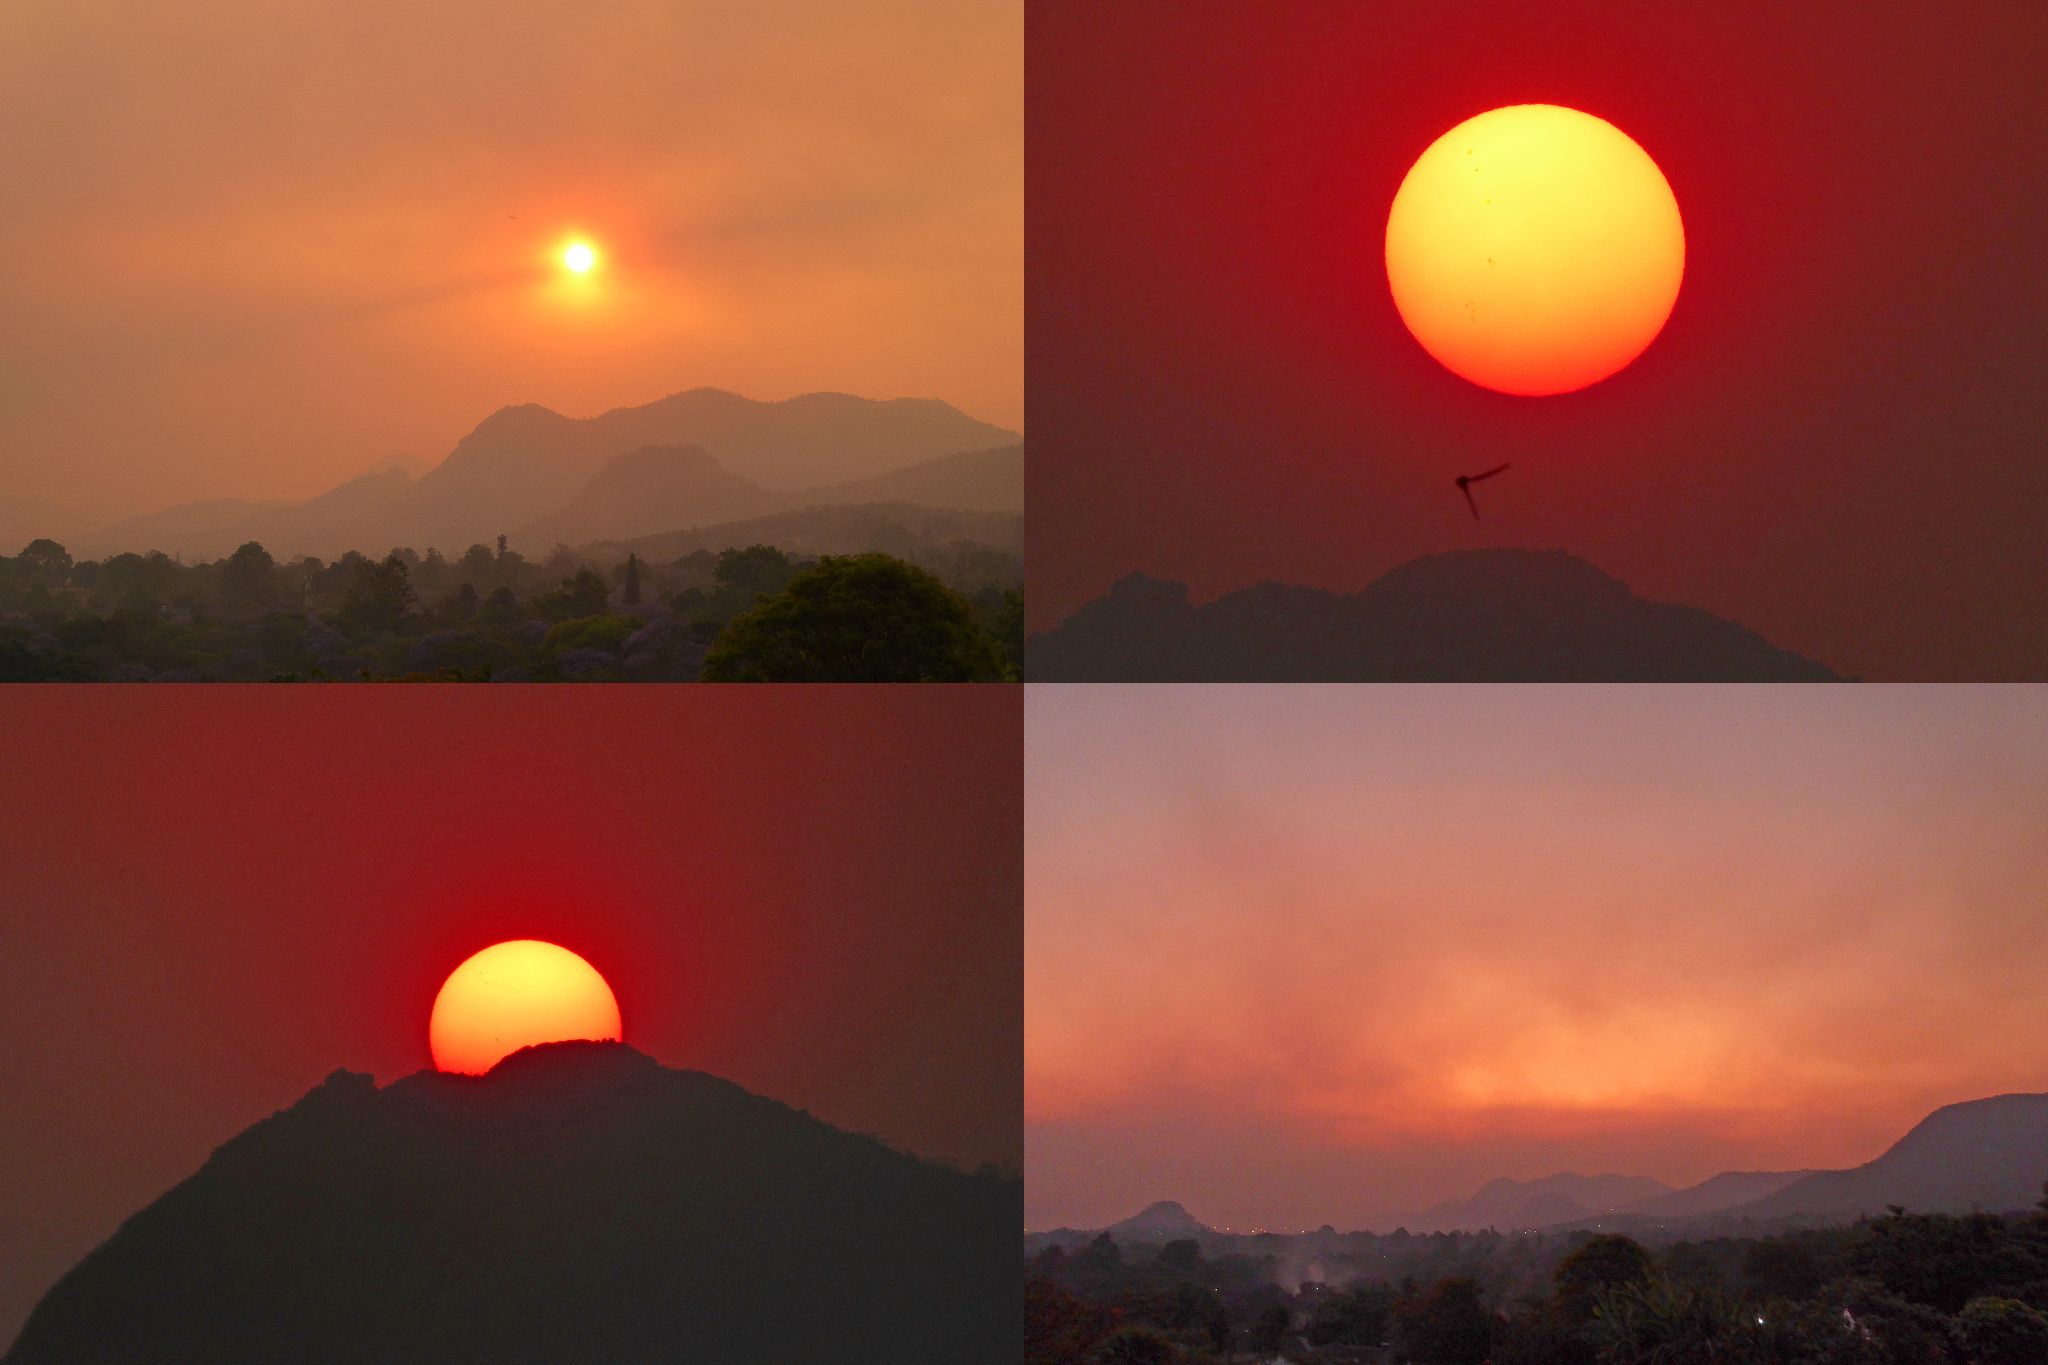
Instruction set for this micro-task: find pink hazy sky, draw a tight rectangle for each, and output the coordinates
[0,0,1019,522]
[1026,685,2048,1232]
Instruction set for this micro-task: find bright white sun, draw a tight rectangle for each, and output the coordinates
[562,241,597,274]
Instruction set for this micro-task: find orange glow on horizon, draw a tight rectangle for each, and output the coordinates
[428,939,622,1074]
[1024,688,2048,1230]
[1385,104,1684,396]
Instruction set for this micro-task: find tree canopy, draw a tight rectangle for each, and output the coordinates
[702,553,1010,682]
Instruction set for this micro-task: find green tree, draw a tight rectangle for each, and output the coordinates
[1742,1235,1825,1301]
[219,541,278,610]
[1308,1283,1394,1347]
[713,544,800,603]
[1393,1277,1495,1365]
[538,568,610,621]
[1586,1278,1752,1364]
[1857,1209,2021,1314]
[17,538,72,582]
[1248,1302,1291,1356]
[992,586,1024,672]
[480,585,520,624]
[1026,1278,1114,1365]
[334,552,416,637]
[539,614,637,659]
[1491,1305,1582,1365]
[1951,1296,2048,1365]
[1091,1325,1175,1365]
[702,553,1008,682]
[1155,1239,1202,1277]
[1556,1235,1655,1323]
[438,582,479,624]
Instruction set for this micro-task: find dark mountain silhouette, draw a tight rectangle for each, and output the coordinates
[807,444,1022,514]
[1027,549,1842,682]
[1721,1093,2048,1224]
[1602,1169,1818,1223]
[1024,1093,2048,1256]
[1415,1174,1674,1233]
[7,1041,1016,1364]
[89,495,292,555]
[360,452,429,480]
[443,388,1008,492]
[398,389,1013,551]
[288,465,416,532]
[1432,1098,2048,1236]
[1022,1200,1214,1252]
[1104,1200,1213,1242]
[517,444,779,546]
[70,389,1019,561]
[520,444,1025,552]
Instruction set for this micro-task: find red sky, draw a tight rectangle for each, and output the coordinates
[0,686,1020,1346]
[0,0,1019,524]
[1026,685,2048,1232]
[1026,0,2048,680]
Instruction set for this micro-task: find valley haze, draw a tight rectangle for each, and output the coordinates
[1029,1091,2048,1242]
[56,387,1022,562]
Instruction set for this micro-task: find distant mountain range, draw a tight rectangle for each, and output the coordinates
[1030,1091,2048,1245]
[8,1041,1016,1364]
[1414,1173,1681,1234]
[1724,1094,2048,1226]
[68,389,1021,562]
[1104,1200,1214,1242]
[1026,550,1841,682]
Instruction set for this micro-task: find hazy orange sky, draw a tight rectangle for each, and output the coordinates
[1027,686,2048,1232]
[0,0,1020,522]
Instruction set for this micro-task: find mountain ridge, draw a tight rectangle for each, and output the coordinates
[9,1040,1016,1364]
[1724,1093,2048,1224]
[65,389,1020,562]
[516,443,779,545]
[1414,1172,1674,1233]
[1030,1091,2048,1244]
[1027,549,1841,682]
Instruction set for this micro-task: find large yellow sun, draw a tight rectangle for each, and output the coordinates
[1385,104,1683,396]
[428,940,621,1074]
[561,240,598,274]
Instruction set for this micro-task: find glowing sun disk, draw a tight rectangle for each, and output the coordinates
[1385,104,1684,395]
[429,939,621,1074]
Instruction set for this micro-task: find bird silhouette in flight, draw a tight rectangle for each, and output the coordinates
[1455,463,1511,520]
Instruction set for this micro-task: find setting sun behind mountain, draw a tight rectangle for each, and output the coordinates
[429,940,621,1075]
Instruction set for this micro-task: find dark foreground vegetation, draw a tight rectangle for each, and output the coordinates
[1027,1195,2048,1364]
[0,537,1020,681]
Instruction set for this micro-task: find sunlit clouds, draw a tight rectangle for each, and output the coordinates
[1026,686,2048,1230]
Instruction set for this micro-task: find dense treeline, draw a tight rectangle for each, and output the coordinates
[0,537,1020,681]
[1026,1195,2048,1363]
